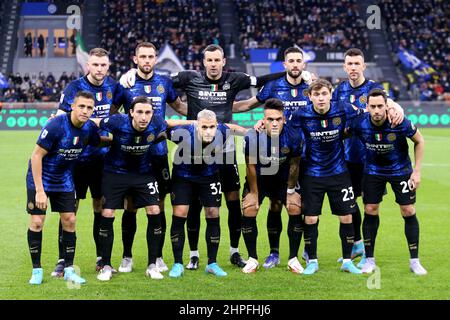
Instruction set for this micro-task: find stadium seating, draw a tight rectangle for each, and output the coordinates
[380,0,449,101]
[98,0,222,77]
[234,0,370,60]
[0,71,77,102]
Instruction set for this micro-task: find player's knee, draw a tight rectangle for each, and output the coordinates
[339,214,352,224]
[287,206,301,216]
[204,207,219,218]
[400,205,415,217]
[173,206,188,218]
[61,214,76,230]
[364,204,379,215]
[102,209,115,218]
[304,215,318,225]
[145,205,160,215]
[243,206,258,218]
[30,217,45,231]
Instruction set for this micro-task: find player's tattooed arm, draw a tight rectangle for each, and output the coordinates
[409,129,425,191]
[232,97,261,113]
[225,123,248,136]
[288,156,300,190]
[255,72,286,88]
[109,104,122,115]
[386,99,404,127]
[98,135,112,147]
[30,145,49,210]
[168,97,188,116]
[153,131,169,144]
[166,119,195,128]
[286,156,301,214]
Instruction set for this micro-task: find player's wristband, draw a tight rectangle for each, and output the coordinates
[287,188,296,195]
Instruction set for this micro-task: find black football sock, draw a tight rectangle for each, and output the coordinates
[340,222,354,260]
[352,204,362,242]
[226,200,242,249]
[267,210,282,254]
[171,215,187,264]
[99,216,115,267]
[287,214,303,259]
[28,229,42,268]
[362,213,380,258]
[121,210,137,258]
[58,219,64,260]
[303,221,318,260]
[146,214,162,266]
[403,214,419,259]
[206,217,220,264]
[242,216,258,260]
[62,230,76,267]
[93,211,102,257]
[186,199,201,252]
[157,211,166,258]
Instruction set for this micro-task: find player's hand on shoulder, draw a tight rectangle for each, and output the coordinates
[301,71,316,85]
[119,68,137,88]
[388,107,404,128]
[253,119,265,133]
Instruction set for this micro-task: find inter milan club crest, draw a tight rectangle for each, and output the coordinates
[303,89,309,97]
[223,83,230,90]
[135,136,142,144]
[291,89,298,98]
[157,84,165,94]
[375,133,382,141]
[359,95,367,104]
[387,133,396,142]
[144,85,151,94]
[332,117,341,126]
[281,147,290,154]
[95,92,102,101]
[106,91,113,100]
[73,136,79,145]
[321,120,328,128]
[349,95,356,103]
[28,202,34,210]
[147,134,155,142]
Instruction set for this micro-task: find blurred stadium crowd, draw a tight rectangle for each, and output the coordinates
[1,0,448,102]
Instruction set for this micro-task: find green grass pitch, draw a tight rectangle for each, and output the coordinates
[0,129,449,300]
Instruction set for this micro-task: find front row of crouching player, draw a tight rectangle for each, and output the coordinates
[26,81,427,285]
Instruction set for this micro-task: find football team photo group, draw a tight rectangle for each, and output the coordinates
[1,0,449,302]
